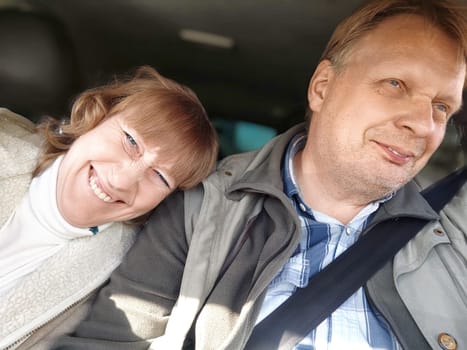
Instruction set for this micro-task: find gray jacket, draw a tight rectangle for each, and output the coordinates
[55,124,467,350]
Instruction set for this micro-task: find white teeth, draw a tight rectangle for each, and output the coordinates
[89,176,112,202]
[388,147,405,157]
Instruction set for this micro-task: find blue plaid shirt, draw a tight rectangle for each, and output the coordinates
[256,132,401,350]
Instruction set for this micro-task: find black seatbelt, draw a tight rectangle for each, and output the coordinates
[245,166,467,350]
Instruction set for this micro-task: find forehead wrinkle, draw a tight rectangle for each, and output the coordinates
[347,18,464,90]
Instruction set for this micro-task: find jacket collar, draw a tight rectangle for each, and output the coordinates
[226,123,304,199]
[370,181,438,227]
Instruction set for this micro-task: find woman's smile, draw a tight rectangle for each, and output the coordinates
[89,175,113,202]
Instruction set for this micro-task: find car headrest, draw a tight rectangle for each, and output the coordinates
[0,7,80,122]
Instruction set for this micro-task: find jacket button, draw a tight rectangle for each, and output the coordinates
[433,228,445,236]
[437,333,457,350]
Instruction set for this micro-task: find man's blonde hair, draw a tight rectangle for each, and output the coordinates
[322,0,467,73]
[305,0,467,123]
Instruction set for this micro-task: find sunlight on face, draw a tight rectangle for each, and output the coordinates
[305,14,466,201]
[56,112,177,228]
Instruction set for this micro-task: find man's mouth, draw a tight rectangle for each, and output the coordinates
[387,146,409,158]
[89,175,113,202]
[377,142,415,165]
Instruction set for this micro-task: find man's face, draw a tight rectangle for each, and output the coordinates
[306,14,466,200]
[56,112,176,228]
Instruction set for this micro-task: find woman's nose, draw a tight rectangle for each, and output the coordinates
[109,161,145,191]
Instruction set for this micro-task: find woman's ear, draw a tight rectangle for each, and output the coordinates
[307,59,334,113]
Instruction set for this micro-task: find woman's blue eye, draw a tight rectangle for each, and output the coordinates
[154,170,170,188]
[125,132,138,147]
[388,79,401,88]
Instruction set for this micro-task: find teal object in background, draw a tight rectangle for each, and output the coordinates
[214,118,277,157]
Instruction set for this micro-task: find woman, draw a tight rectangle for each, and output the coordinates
[0,66,218,349]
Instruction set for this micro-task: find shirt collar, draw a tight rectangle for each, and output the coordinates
[29,155,112,237]
[281,131,395,223]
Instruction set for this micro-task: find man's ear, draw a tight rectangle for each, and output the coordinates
[307,60,334,113]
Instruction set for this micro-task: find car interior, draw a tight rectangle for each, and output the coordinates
[0,0,466,185]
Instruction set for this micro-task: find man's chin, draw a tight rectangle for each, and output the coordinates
[378,176,412,195]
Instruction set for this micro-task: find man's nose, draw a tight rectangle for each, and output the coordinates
[395,98,437,137]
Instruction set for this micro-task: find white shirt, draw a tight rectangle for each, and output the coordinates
[0,156,110,296]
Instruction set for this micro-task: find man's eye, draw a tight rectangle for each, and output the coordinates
[432,103,450,123]
[433,103,448,113]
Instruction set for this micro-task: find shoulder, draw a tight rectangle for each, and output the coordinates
[0,108,41,174]
[0,107,37,136]
[0,109,42,225]
[439,180,467,243]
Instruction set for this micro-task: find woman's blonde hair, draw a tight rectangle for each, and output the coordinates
[34,66,218,190]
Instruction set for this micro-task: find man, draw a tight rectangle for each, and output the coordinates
[54,0,466,349]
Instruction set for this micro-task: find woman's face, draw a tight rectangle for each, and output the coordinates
[56,112,176,228]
